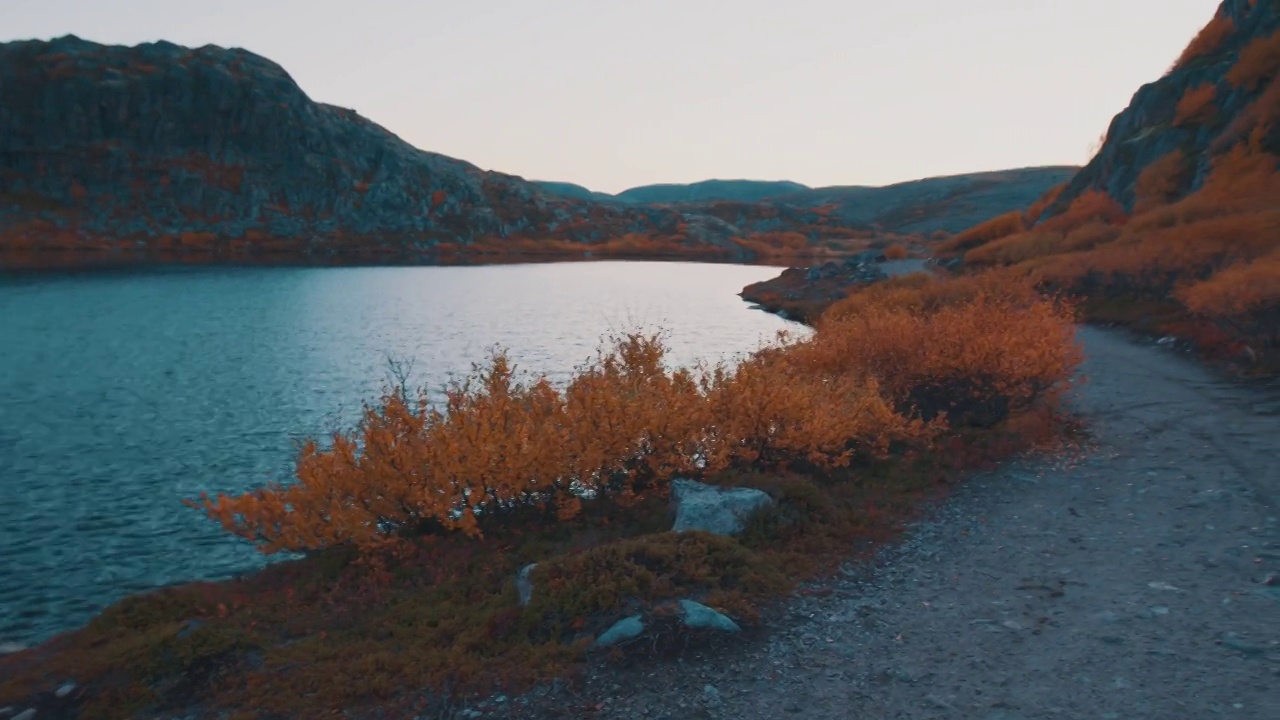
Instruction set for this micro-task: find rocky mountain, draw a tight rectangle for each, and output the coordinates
[751,0,1278,368]
[1041,0,1279,219]
[784,167,1079,234]
[0,35,1074,268]
[0,35,721,264]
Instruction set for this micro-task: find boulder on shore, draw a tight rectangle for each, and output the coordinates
[670,479,773,537]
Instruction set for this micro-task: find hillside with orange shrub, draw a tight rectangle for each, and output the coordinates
[934,0,1279,373]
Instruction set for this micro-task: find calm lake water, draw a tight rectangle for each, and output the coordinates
[0,261,805,645]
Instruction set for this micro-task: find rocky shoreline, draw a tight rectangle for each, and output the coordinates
[740,253,933,322]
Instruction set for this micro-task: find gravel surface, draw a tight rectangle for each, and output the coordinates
[500,325,1279,720]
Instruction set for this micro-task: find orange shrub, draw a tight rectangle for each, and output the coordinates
[1133,150,1189,214]
[799,288,1082,427]
[883,244,909,259]
[1178,252,1280,319]
[964,230,1062,267]
[1170,13,1234,72]
[1213,74,1280,152]
[1036,189,1128,233]
[1023,182,1068,225]
[1159,138,1280,220]
[704,355,927,469]
[1225,28,1280,90]
[823,268,1038,321]
[191,274,1083,555]
[1173,83,1219,126]
[934,211,1025,255]
[962,191,1128,266]
[190,334,713,551]
[1060,220,1124,254]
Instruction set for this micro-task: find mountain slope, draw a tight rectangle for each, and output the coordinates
[781,166,1079,234]
[0,35,720,263]
[1042,0,1279,217]
[935,0,1279,370]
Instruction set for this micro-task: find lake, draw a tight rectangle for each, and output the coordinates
[0,260,806,646]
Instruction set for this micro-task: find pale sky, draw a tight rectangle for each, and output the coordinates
[3,0,1221,194]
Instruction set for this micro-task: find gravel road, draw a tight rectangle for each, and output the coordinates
[511,325,1279,720]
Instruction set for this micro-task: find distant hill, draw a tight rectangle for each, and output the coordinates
[615,180,812,204]
[0,35,739,264]
[788,167,1080,234]
[529,181,617,203]
[536,179,811,204]
[538,170,1077,235]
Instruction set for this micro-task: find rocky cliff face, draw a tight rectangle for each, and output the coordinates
[0,35,718,262]
[1043,0,1279,218]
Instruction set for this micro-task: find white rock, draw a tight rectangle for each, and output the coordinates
[516,563,538,606]
[670,479,773,536]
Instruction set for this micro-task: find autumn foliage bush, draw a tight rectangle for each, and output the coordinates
[190,274,1081,555]
[1132,149,1190,214]
[1174,83,1219,126]
[809,273,1082,427]
[934,210,1024,255]
[1177,250,1280,346]
[1225,28,1280,90]
[1023,182,1068,225]
[1169,13,1235,72]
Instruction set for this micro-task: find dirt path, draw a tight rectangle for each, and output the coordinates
[517,326,1279,720]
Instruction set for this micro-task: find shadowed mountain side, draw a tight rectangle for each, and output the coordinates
[1042,0,1279,217]
[0,36,750,264]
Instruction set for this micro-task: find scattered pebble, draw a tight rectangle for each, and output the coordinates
[1218,633,1266,657]
[701,684,723,714]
